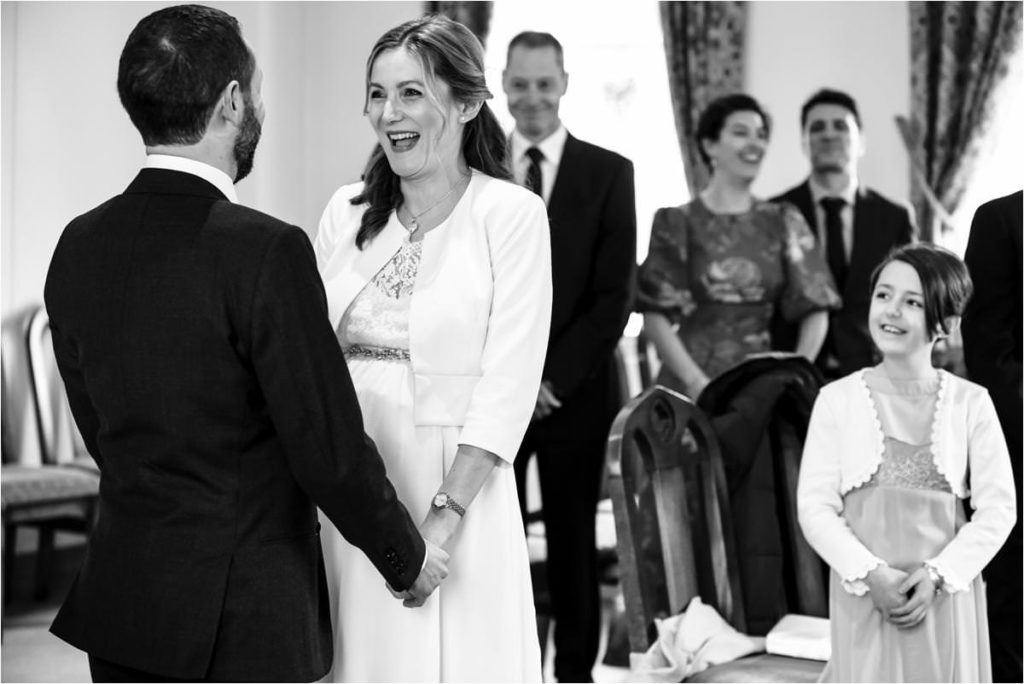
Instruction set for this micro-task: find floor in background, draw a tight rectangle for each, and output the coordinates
[2,535,632,683]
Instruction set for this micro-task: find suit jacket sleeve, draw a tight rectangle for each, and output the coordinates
[249,226,424,591]
[797,388,886,595]
[962,199,1022,394]
[545,158,636,397]
[928,391,1016,592]
[49,319,103,468]
[459,191,553,463]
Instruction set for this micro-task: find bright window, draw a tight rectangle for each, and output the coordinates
[940,47,1024,256]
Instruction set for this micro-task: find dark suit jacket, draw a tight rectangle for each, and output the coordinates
[771,181,916,376]
[44,169,424,681]
[543,133,636,405]
[962,189,1023,486]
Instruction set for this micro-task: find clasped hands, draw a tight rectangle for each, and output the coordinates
[864,564,941,629]
[386,509,461,608]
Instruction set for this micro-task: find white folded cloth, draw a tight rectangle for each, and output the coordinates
[765,614,831,661]
[628,597,765,682]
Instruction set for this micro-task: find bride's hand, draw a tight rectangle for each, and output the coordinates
[395,538,449,608]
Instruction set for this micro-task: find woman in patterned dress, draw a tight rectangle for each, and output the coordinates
[637,94,840,397]
[313,16,549,683]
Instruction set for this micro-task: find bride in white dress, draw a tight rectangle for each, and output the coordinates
[314,15,549,683]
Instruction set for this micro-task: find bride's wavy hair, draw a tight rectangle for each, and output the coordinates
[351,15,512,250]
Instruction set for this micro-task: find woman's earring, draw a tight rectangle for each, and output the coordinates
[458,115,467,123]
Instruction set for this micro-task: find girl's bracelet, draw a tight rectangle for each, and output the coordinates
[924,563,945,594]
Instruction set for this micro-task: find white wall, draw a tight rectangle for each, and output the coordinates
[0,1,419,318]
[2,1,917,319]
[745,1,911,202]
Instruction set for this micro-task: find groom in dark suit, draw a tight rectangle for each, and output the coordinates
[772,88,916,379]
[503,31,636,683]
[44,5,446,681]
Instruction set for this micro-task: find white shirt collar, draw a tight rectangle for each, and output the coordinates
[808,176,858,207]
[144,154,238,203]
[511,124,568,167]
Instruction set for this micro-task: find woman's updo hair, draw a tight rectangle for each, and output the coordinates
[694,93,771,168]
[351,15,511,249]
[869,243,974,339]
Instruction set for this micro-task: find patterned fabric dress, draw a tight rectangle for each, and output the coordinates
[822,371,991,682]
[318,236,542,683]
[637,198,840,394]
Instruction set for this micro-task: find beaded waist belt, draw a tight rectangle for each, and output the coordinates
[343,344,410,362]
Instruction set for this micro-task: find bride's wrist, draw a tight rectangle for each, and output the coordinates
[420,510,459,547]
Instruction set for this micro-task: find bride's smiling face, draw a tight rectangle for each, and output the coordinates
[366,47,464,181]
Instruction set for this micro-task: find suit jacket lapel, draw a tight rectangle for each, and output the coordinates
[847,187,875,283]
[547,134,580,219]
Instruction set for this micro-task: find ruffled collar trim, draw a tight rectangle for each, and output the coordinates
[843,368,954,495]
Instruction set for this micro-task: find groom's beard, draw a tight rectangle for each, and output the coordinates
[233,98,262,183]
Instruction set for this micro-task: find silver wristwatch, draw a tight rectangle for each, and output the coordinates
[432,492,466,517]
[924,563,945,594]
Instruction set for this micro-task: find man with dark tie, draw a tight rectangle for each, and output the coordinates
[772,88,916,380]
[502,31,636,683]
[962,190,1023,684]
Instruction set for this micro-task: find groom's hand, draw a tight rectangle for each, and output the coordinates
[401,538,449,608]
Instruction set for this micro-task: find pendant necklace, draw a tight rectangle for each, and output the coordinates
[403,173,471,235]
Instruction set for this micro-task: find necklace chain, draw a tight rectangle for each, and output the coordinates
[403,173,471,235]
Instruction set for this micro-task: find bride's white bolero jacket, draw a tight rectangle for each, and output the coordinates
[797,369,1016,594]
[314,172,552,466]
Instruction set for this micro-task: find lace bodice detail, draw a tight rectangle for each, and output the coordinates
[860,437,952,492]
[337,240,421,351]
[858,368,951,493]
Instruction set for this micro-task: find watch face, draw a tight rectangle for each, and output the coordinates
[433,493,446,507]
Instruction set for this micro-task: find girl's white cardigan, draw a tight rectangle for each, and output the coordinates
[797,369,1016,595]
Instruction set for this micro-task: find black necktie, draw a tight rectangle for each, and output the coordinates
[820,197,848,290]
[525,147,544,197]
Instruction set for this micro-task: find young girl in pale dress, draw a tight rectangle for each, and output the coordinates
[798,244,1016,682]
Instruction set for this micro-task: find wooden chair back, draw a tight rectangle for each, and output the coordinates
[606,385,745,653]
[26,309,89,467]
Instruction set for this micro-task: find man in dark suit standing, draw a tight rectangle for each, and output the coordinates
[503,31,636,683]
[44,6,446,681]
[772,89,916,379]
[962,189,1023,684]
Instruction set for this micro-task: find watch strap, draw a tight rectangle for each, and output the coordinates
[435,492,466,517]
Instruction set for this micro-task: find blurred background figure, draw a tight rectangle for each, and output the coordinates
[772,89,917,381]
[637,93,839,399]
[962,189,1023,684]
[504,30,636,683]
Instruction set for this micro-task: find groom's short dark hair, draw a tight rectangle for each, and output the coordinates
[117,4,255,146]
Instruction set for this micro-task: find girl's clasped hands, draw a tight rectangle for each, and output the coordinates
[865,563,940,629]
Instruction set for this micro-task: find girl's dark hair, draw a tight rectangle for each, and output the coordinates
[869,243,974,339]
[695,93,771,168]
[352,15,511,249]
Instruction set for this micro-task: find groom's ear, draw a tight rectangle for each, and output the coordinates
[212,80,245,130]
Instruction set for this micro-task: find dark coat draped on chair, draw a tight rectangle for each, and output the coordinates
[697,354,828,635]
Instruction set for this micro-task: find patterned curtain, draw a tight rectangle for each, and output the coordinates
[900,1,1022,241]
[660,2,747,196]
[424,1,494,48]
